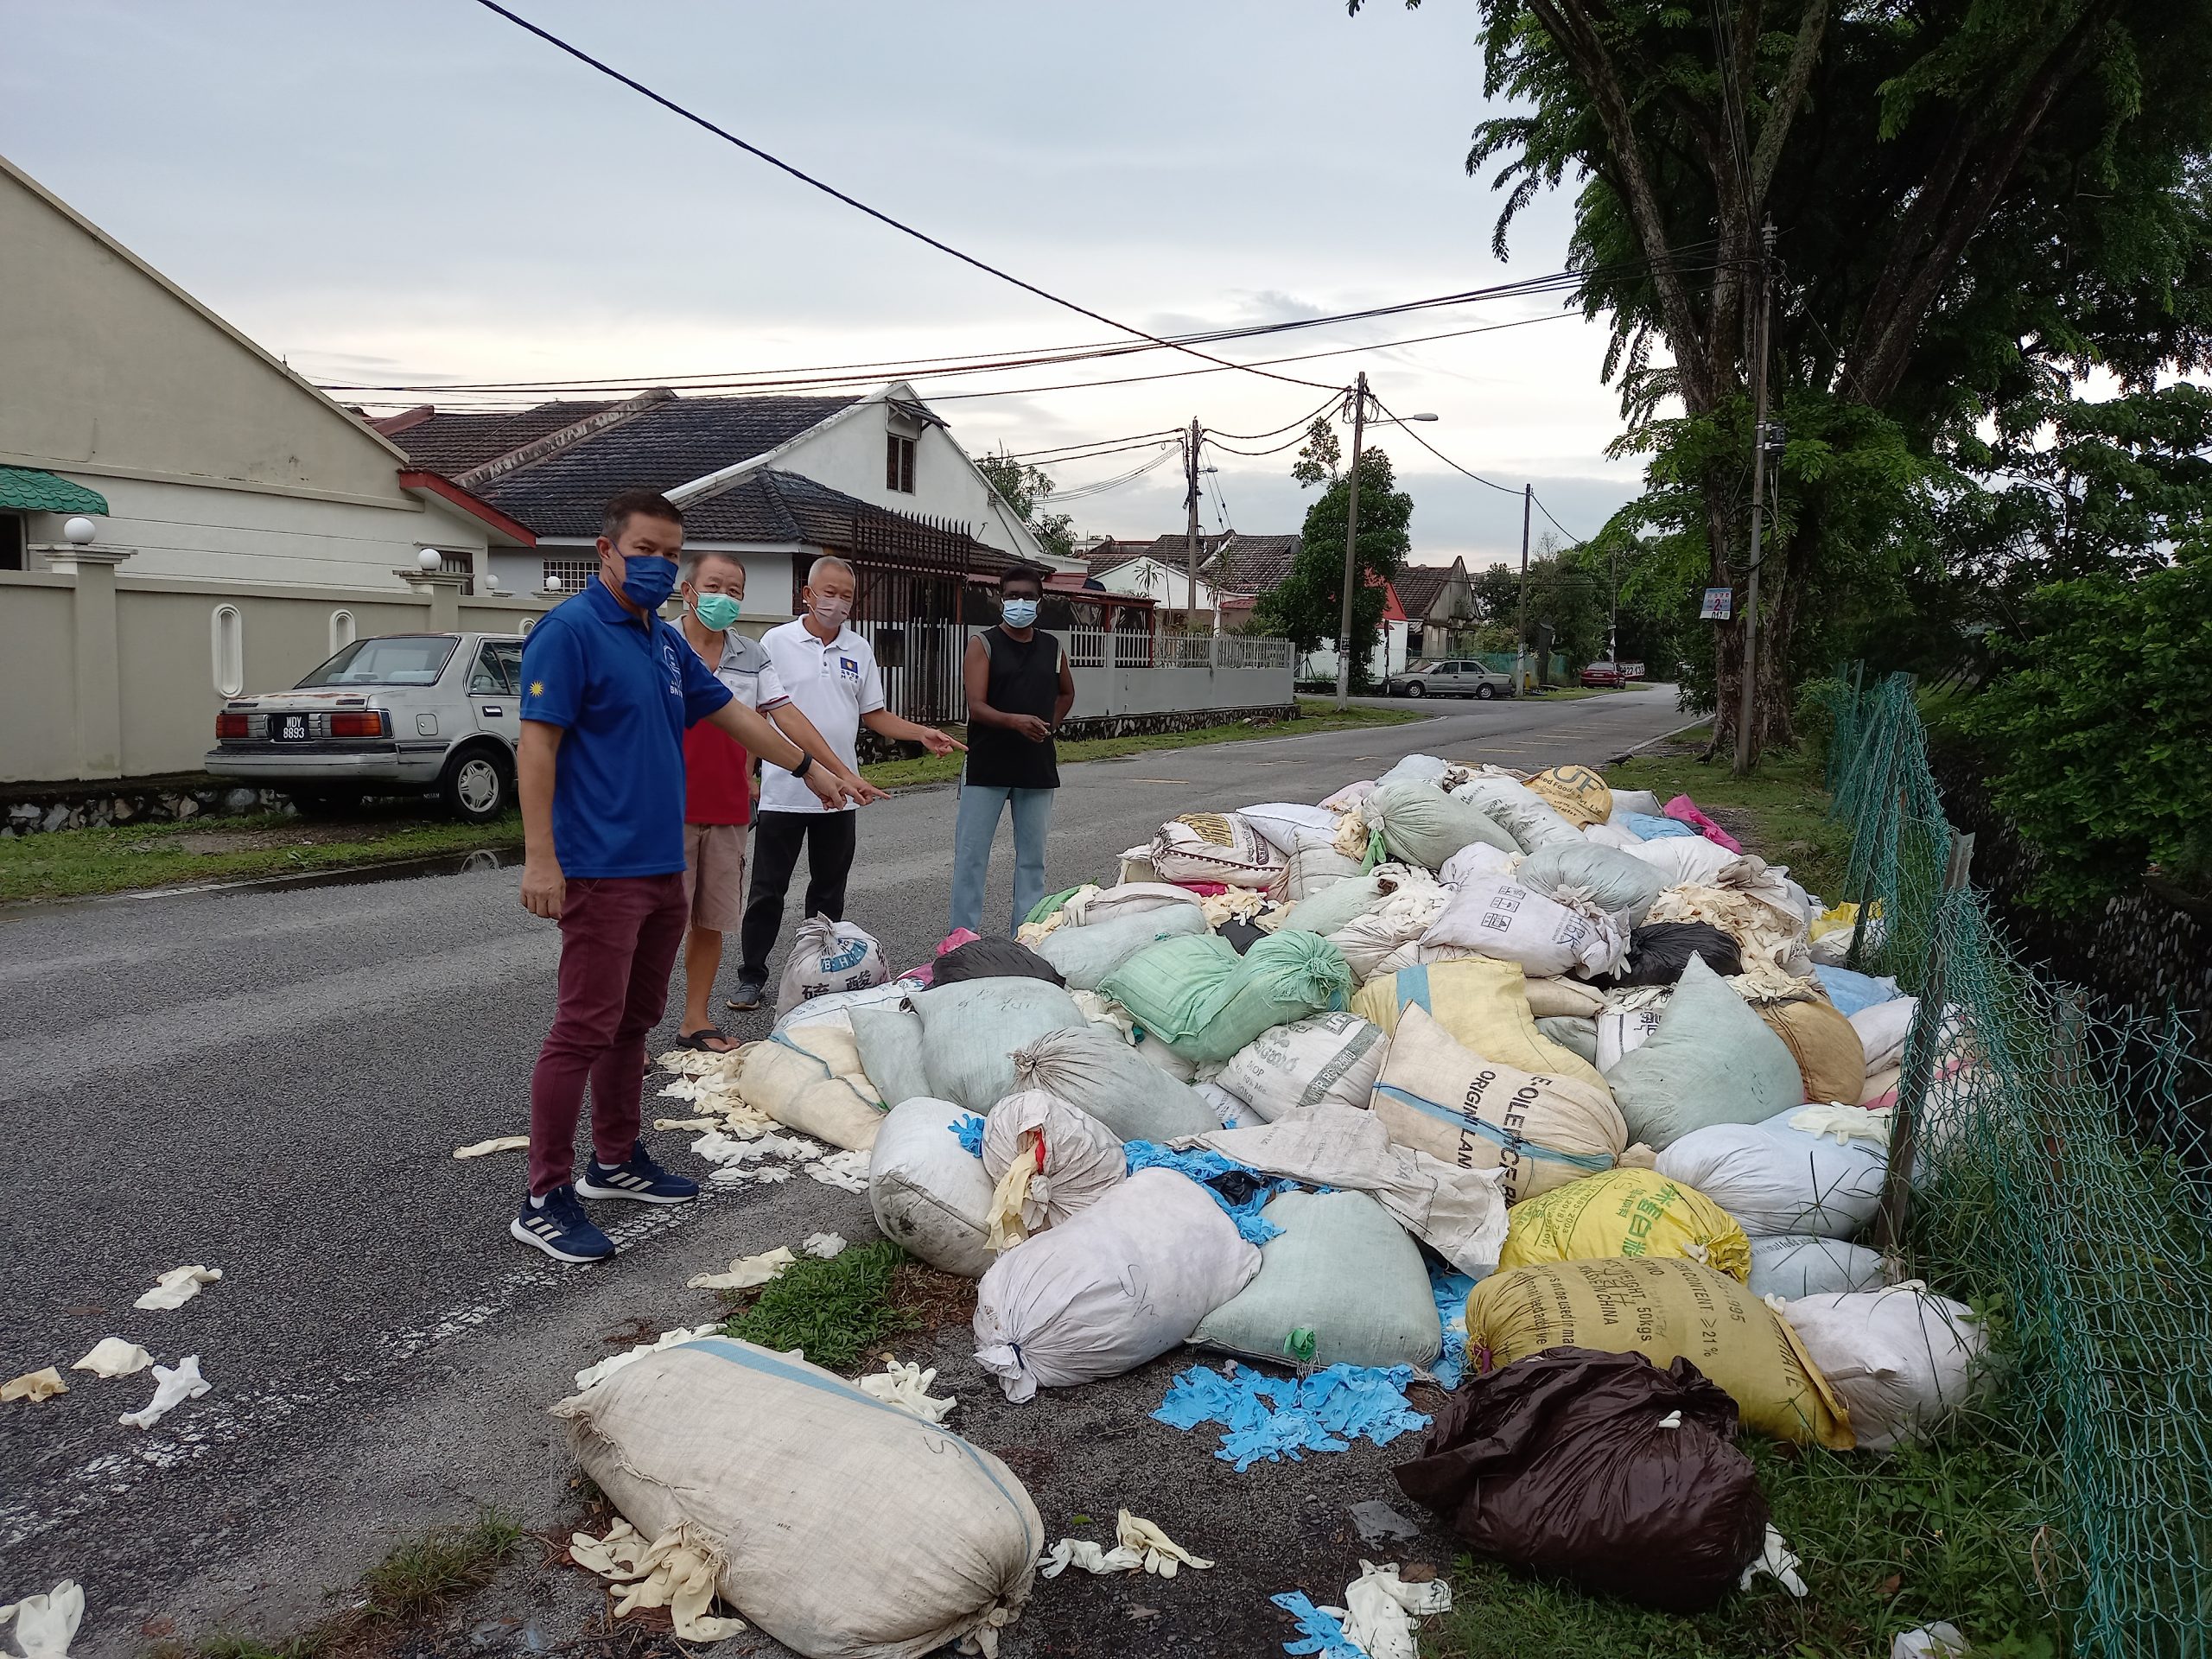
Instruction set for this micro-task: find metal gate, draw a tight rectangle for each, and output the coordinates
[835,507,988,724]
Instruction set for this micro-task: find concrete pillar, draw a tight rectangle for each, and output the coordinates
[397,569,467,631]
[39,543,135,779]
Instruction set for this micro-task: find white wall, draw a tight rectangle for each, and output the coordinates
[1096,556,1217,613]
[1300,619,1409,682]
[509,541,797,622]
[22,478,493,592]
[1067,664,1294,719]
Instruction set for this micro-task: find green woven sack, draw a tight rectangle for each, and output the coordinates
[1603,954,1802,1150]
[1195,1191,1442,1369]
[1100,930,1352,1065]
[1365,779,1516,870]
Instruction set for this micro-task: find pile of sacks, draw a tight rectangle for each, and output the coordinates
[566,752,1988,1647]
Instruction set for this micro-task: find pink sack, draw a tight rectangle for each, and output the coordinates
[1662,794,1744,854]
[1172,881,1231,898]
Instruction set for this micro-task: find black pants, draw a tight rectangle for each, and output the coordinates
[740,809,859,979]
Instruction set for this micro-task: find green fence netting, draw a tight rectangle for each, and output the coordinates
[1821,671,2212,1657]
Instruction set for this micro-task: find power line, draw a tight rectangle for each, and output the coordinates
[1366,390,1525,498]
[467,0,1337,392]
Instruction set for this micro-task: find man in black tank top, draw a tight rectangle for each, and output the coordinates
[950,565,1076,934]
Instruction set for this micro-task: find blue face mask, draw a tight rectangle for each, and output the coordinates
[1001,598,1039,629]
[619,555,677,612]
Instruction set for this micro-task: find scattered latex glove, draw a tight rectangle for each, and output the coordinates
[1893,1624,1970,1659]
[1038,1539,1135,1579]
[118,1355,208,1429]
[859,1360,957,1425]
[574,1324,721,1391]
[2,1368,68,1404]
[687,1247,797,1292]
[809,1148,872,1193]
[1656,1410,1683,1429]
[1116,1510,1213,1577]
[1269,1591,1362,1657]
[1739,1523,1808,1598]
[135,1265,221,1312]
[656,1048,726,1077]
[1340,1560,1452,1659]
[1789,1103,1893,1147]
[452,1135,530,1159]
[802,1232,849,1259]
[569,1520,745,1642]
[1154,1363,1430,1472]
[72,1338,153,1378]
[0,1580,85,1659]
[653,1116,721,1131]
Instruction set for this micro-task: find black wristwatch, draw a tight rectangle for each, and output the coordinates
[791,753,814,780]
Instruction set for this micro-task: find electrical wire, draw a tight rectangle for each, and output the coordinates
[466,0,1341,392]
[1366,390,1525,498]
[998,430,1183,461]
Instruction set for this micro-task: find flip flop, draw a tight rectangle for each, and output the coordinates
[674,1027,735,1054]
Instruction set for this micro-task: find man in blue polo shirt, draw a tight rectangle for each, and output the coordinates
[512,488,869,1264]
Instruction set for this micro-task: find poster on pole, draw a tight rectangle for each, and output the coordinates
[1700,587,1734,620]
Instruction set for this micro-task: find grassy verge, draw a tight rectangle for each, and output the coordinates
[718,1240,917,1373]
[171,1508,523,1659]
[1605,727,1853,900]
[859,698,1423,790]
[0,808,520,904]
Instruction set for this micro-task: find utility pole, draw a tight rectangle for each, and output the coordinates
[1184,416,1202,629]
[1514,483,1532,694]
[1333,374,1369,712]
[1608,543,1619,665]
[1733,219,1777,776]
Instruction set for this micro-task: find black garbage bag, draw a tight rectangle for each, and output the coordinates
[1613,921,1743,987]
[930,936,1065,987]
[1213,917,1268,956]
[1393,1345,1769,1613]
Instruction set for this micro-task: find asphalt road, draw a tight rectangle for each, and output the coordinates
[0,686,1686,1652]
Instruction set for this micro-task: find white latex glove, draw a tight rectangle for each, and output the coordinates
[135,1265,221,1311]
[118,1355,209,1430]
[1340,1560,1452,1659]
[802,1232,849,1258]
[1893,1623,1970,1658]
[72,1338,154,1378]
[2,1368,68,1404]
[859,1360,957,1425]
[1116,1510,1214,1577]
[1739,1524,1809,1597]
[0,1580,85,1659]
[687,1247,796,1291]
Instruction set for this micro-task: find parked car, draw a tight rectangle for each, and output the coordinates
[205,632,525,822]
[1580,661,1633,688]
[1385,658,1516,700]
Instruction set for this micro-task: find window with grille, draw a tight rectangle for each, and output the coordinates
[543,558,597,594]
[886,433,916,493]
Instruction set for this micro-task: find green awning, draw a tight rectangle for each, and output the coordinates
[0,466,108,515]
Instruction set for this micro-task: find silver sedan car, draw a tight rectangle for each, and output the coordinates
[205,632,525,822]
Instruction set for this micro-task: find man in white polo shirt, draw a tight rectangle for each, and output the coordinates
[728,555,963,1009]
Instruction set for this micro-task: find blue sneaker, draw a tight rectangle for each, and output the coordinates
[511,1185,614,1263]
[577,1140,700,1205]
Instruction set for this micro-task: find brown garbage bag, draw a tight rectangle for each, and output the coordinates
[1393,1345,1770,1613]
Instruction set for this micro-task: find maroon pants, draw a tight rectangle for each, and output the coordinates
[528,873,689,1197]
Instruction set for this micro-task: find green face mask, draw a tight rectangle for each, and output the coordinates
[692,591,741,630]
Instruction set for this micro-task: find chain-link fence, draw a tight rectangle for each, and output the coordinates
[1821,671,2212,1656]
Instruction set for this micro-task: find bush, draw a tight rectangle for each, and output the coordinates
[1959,550,2212,910]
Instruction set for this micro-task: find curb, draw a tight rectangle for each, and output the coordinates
[1606,718,1707,767]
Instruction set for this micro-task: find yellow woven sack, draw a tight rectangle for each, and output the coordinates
[1465,1257,1853,1448]
[1809,901,1859,942]
[1526,763,1612,828]
[1350,957,1605,1089]
[1756,997,1868,1107]
[1496,1167,1751,1281]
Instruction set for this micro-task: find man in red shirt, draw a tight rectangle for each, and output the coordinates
[673,550,865,1050]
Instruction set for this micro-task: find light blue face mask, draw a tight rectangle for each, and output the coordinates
[1001,598,1040,628]
[692,591,741,630]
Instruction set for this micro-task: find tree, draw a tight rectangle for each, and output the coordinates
[1360,0,2212,764]
[1255,446,1414,690]
[975,450,1077,563]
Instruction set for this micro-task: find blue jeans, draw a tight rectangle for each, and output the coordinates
[950,785,1055,936]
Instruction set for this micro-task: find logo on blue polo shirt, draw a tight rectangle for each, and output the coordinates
[660,641,683,695]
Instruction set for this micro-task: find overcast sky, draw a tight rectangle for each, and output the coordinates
[0,0,1643,569]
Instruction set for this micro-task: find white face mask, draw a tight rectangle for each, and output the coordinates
[808,594,852,630]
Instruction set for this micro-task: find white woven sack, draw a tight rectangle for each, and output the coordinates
[774,917,890,1017]
[868,1097,996,1276]
[1149,812,1284,887]
[1438,840,1517,887]
[1449,774,1585,854]
[1782,1285,1985,1451]
[736,1026,885,1151]
[1421,877,1627,978]
[553,1337,1043,1658]
[1329,880,1451,982]
[1748,1235,1887,1300]
[1217,1011,1388,1122]
[1582,821,1644,851]
[1278,829,1364,903]
[774,976,925,1036]
[1850,995,1919,1073]
[979,1089,1126,1240]
[1605,787,1663,825]
[974,1169,1261,1402]
[1621,833,1738,888]
[1653,1114,1885,1238]
[1068,882,1204,925]
[1237,801,1344,855]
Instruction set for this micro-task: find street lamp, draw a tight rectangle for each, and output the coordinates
[1335,382,1440,711]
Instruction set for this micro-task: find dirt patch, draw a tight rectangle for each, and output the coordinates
[137,824,392,855]
[890,1260,980,1333]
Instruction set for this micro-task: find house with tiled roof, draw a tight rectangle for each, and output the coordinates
[383,384,1081,620]
[1393,557,1480,658]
